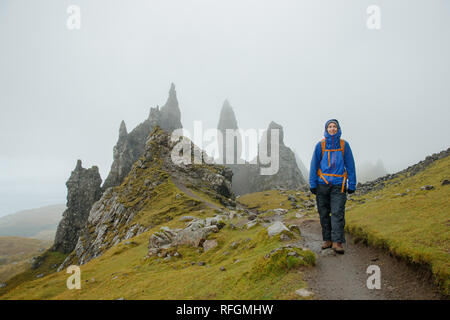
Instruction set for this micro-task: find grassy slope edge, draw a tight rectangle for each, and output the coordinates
[0,181,315,300]
[345,155,450,296]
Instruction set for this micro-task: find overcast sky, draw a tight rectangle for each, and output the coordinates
[0,0,449,217]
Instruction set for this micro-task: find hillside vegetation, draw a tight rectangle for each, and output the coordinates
[0,181,315,300]
[345,155,450,295]
[0,237,53,283]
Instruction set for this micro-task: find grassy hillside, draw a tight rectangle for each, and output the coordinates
[345,155,450,295]
[0,237,53,283]
[0,181,315,300]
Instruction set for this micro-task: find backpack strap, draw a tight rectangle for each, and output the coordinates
[321,139,326,159]
[340,139,345,158]
[317,138,348,193]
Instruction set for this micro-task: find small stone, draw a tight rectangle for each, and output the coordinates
[230,241,239,249]
[117,297,125,300]
[0,283,6,288]
[267,221,289,237]
[442,180,450,186]
[219,266,226,271]
[197,261,206,266]
[295,288,313,297]
[246,220,258,229]
[280,233,291,241]
[36,274,44,278]
[421,185,434,191]
[203,239,218,252]
[289,225,301,235]
[179,216,196,222]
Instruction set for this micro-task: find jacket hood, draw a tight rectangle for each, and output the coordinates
[324,119,342,148]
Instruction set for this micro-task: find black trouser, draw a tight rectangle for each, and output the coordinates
[315,184,347,243]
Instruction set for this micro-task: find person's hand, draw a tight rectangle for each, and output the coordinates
[347,189,355,194]
[310,188,317,195]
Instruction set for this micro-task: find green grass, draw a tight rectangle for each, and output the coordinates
[0,250,67,296]
[0,156,315,300]
[346,155,450,295]
[0,222,314,300]
[238,189,309,212]
[0,237,53,283]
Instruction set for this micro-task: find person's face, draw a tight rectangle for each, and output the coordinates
[327,122,338,135]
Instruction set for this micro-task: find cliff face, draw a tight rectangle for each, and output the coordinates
[249,121,307,192]
[58,126,234,270]
[53,83,183,257]
[102,83,183,190]
[52,160,102,254]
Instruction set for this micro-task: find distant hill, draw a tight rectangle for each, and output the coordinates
[0,204,65,240]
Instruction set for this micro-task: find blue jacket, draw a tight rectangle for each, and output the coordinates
[309,119,357,190]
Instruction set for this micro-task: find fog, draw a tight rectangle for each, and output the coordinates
[1,0,449,216]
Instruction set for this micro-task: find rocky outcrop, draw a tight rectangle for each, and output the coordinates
[58,126,235,270]
[102,83,183,190]
[52,160,102,254]
[148,216,226,256]
[248,121,307,193]
[356,147,450,195]
[216,103,307,195]
[217,99,241,165]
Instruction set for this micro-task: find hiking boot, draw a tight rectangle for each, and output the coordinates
[321,241,332,250]
[332,242,345,254]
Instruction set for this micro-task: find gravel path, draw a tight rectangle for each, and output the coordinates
[298,218,444,300]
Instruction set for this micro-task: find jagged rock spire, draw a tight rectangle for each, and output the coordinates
[52,160,102,254]
[265,121,284,146]
[119,120,127,139]
[217,99,241,164]
[218,99,238,130]
[75,159,82,170]
[159,83,182,132]
[103,83,183,191]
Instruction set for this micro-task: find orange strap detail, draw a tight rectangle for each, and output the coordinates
[317,169,348,193]
[318,138,347,193]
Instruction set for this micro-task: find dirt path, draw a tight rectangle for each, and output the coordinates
[297,218,443,300]
[170,181,443,300]
[171,176,222,211]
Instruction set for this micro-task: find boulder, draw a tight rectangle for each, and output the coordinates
[203,240,218,251]
[267,221,289,237]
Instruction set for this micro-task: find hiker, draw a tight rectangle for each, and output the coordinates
[309,119,356,254]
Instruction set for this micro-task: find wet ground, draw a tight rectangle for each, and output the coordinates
[297,218,444,300]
